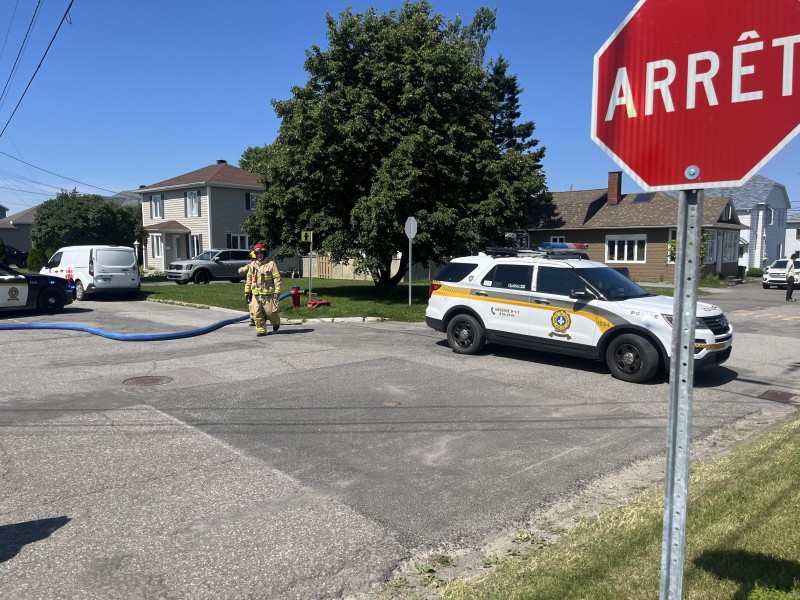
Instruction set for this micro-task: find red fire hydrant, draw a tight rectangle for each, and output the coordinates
[291,286,301,308]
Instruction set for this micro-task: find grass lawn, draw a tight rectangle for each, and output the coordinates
[140,277,695,321]
[441,413,800,600]
[140,277,433,321]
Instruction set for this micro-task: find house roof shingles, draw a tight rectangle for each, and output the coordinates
[537,191,746,231]
[138,161,262,193]
[144,220,191,233]
[0,206,38,228]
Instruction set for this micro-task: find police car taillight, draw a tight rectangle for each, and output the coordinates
[429,282,442,298]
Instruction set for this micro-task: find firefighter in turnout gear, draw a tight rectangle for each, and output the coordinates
[239,250,257,326]
[245,243,282,337]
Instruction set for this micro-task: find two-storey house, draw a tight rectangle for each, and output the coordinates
[138,160,265,271]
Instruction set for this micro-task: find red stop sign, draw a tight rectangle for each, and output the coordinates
[592,0,800,191]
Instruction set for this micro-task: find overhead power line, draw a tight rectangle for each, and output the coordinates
[0,0,42,111]
[0,150,121,195]
[0,0,74,140]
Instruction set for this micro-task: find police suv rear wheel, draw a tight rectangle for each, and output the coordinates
[606,334,659,383]
[446,314,485,355]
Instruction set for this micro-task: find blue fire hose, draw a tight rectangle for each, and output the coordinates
[0,291,293,342]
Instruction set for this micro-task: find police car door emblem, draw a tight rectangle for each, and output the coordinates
[8,287,19,301]
[549,310,572,339]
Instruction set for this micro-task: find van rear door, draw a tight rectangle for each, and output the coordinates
[93,248,139,290]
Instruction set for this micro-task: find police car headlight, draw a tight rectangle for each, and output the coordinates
[662,314,708,329]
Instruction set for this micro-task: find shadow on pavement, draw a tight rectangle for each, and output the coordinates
[0,516,70,563]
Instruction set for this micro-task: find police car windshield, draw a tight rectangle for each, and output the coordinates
[574,267,650,300]
[0,264,15,276]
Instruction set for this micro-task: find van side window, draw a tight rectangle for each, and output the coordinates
[536,267,583,296]
[48,252,63,268]
[481,264,532,291]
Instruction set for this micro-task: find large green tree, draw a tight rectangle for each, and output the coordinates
[243,0,549,290]
[31,190,144,251]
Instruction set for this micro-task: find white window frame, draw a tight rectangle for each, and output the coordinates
[247,192,260,211]
[605,234,647,263]
[722,230,737,262]
[187,191,199,217]
[152,234,163,259]
[704,230,717,264]
[189,234,202,257]
[151,194,164,220]
[229,234,249,250]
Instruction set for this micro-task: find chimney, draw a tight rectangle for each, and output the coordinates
[139,185,146,189]
[607,171,622,206]
[217,159,227,164]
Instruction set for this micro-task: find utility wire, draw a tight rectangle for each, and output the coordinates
[0,150,121,195]
[0,0,22,65]
[0,0,74,140]
[0,0,42,110]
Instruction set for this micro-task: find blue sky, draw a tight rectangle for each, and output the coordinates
[0,0,797,216]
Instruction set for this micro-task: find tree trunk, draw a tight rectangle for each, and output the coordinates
[374,249,409,293]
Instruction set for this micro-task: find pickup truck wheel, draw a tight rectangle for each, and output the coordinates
[446,314,485,355]
[193,270,211,284]
[606,334,659,383]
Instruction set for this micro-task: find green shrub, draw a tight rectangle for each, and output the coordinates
[26,247,50,272]
[0,238,6,265]
[748,267,764,277]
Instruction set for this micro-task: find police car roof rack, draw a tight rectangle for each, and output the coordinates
[484,242,589,260]
[484,247,542,258]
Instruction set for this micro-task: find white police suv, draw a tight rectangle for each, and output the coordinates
[425,244,732,383]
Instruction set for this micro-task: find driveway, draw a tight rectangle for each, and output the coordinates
[0,285,797,598]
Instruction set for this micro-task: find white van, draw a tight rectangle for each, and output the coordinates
[41,245,140,300]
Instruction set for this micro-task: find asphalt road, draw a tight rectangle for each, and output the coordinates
[1,283,798,599]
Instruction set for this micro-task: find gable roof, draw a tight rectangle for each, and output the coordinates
[699,174,789,210]
[137,160,263,193]
[0,205,37,228]
[536,191,745,231]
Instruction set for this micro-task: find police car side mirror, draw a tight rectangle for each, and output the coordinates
[569,289,595,300]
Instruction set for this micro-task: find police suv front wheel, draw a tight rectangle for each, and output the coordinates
[606,334,659,383]
[446,314,486,355]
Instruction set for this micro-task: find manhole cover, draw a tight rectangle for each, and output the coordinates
[758,389,797,404]
[123,376,174,387]
[383,400,402,407]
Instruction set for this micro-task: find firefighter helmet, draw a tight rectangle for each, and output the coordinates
[253,243,266,254]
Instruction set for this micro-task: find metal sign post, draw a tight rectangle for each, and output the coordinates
[405,217,417,306]
[660,188,703,599]
[309,232,314,299]
[301,230,314,299]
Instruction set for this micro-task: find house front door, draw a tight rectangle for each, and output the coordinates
[173,235,181,261]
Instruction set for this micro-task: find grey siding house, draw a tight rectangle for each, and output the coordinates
[138,160,266,271]
[701,175,791,269]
